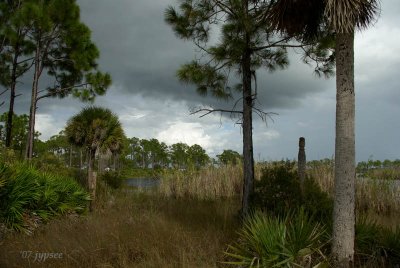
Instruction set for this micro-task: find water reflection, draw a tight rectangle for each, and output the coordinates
[125,178,160,188]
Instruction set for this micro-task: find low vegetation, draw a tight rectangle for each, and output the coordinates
[0,162,90,234]
[224,209,329,267]
[308,159,400,215]
[158,164,243,200]
[1,158,399,267]
[0,190,240,267]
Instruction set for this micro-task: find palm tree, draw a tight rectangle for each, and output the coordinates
[65,107,125,211]
[268,0,379,266]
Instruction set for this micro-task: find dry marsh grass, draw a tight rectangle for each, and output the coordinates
[308,162,400,215]
[158,165,243,200]
[0,189,240,268]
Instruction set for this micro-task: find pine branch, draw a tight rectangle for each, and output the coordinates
[0,88,9,96]
[36,83,88,102]
[190,107,243,118]
[17,56,35,65]
[213,0,236,18]
[251,37,302,52]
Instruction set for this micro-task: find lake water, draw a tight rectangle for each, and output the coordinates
[124,178,160,188]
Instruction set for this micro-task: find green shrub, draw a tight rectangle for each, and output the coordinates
[224,209,328,267]
[0,162,90,233]
[100,171,123,189]
[251,162,301,216]
[302,177,334,223]
[251,162,333,222]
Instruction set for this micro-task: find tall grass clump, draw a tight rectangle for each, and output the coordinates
[224,210,328,267]
[355,217,400,267]
[0,162,90,233]
[365,168,400,181]
[308,161,400,215]
[158,164,243,200]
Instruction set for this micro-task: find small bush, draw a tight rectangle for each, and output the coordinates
[303,177,334,223]
[251,161,301,216]
[251,162,333,222]
[100,171,123,189]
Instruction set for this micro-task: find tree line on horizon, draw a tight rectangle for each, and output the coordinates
[0,112,242,170]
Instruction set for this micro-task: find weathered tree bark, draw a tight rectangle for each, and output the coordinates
[88,149,97,211]
[332,31,356,268]
[298,137,306,194]
[241,43,255,216]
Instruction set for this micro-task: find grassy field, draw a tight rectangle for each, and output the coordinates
[1,161,399,267]
[0,188,240,268]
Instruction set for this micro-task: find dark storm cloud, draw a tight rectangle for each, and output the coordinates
[1,0,398,162]
[76,0,333,113]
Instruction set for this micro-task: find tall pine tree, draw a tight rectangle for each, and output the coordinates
[165,0,334,215]
[0,0,35,148]
[14,0,111,159]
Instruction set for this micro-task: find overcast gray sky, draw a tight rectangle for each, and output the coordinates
[3,0,400,162]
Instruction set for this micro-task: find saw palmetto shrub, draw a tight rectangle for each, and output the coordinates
[0,162,90,234]
[224,209,329,267]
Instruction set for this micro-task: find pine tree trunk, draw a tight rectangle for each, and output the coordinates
[5,45,20,148]
[25,43,41,160]
[332,31,356,268]
[241,46,254,216]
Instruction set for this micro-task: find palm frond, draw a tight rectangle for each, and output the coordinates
[325,0,380,33]
[267,0,326,40]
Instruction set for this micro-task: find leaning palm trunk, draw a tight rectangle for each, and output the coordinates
[332,30,356,267]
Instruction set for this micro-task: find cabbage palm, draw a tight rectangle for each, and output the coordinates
[65,107,125,211]
[268,0,379,266]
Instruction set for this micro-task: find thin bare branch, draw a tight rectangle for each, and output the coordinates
[0,88,9,96]
[190,107,243,118]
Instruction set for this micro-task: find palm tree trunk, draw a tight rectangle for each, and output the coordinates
[80,149,83,168]
[332,30,356,267]
[241,44,255,216]
[298,137,306,194]
[88,149,97,211]
[69,145,72,167]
